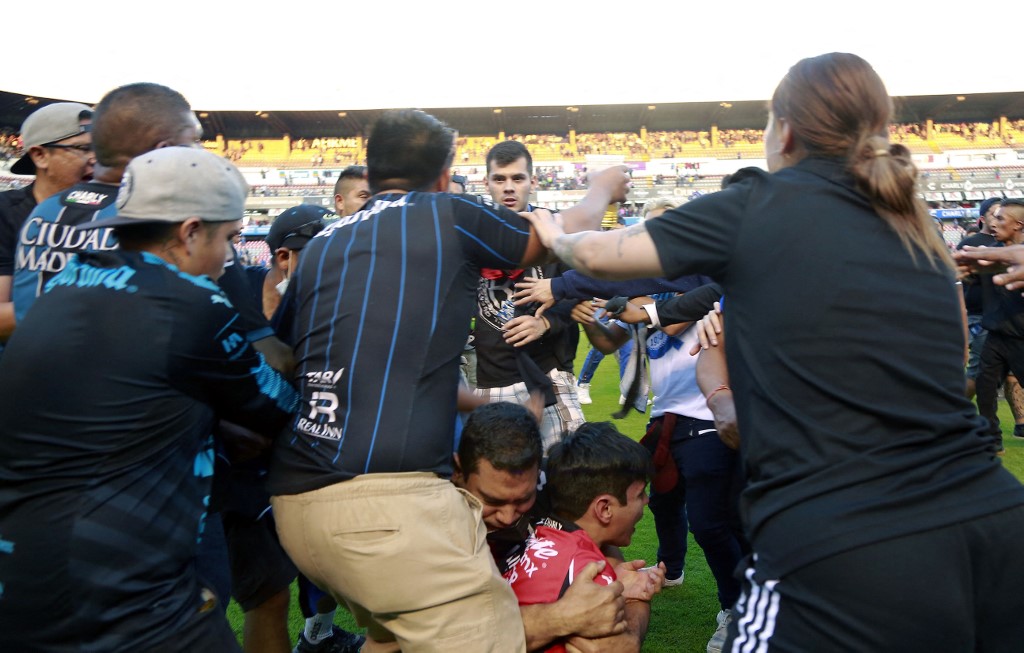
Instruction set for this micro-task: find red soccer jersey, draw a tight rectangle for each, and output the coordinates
[503,521,616,653]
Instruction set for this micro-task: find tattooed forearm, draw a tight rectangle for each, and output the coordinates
[616,224,649,260]
[552,233,587,270]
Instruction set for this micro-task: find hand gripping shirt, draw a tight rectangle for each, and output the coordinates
[0,250,299,652]
[503,516,616,653]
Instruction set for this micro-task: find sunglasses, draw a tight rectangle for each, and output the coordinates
[282,220,326,243]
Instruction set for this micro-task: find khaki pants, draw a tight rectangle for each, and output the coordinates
[272,473,526,652]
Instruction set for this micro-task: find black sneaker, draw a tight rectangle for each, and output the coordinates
[1013,425,1024,440]
[293,625,366,653]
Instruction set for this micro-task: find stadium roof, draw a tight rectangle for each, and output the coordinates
[2,91,1023,141]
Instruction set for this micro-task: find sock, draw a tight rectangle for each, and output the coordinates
[304,611,336,644]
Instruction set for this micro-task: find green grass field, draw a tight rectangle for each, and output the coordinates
[227,336,1024,652]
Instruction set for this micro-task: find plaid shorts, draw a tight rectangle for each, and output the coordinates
[475,370,586,451]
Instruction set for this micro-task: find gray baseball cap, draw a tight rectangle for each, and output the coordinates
[80,147,248,230]
[11,102,93,175]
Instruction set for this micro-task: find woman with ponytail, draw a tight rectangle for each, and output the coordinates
[524,53,1024,651]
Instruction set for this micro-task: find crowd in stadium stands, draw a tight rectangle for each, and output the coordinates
[0,132,19,163]
[535,166,586,190]
[453,136,497,163]
[6,120,1024,178]
[237,238,271,267]
[5,121,1024,174]
[513,133,574,160]
[130,121,1024,170]
[575,132,648,157]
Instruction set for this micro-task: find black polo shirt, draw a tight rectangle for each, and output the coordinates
[268,191,533,495]
[645,157,1024,578]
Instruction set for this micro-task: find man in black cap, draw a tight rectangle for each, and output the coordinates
[0,147,299,653]
[0,102,93,356]
[260,204,333,320]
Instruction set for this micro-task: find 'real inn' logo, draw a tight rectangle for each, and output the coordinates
[297,369,346,440]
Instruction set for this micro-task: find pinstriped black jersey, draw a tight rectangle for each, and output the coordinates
[268,192,532,495]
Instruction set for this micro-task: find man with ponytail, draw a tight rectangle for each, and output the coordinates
[519,53,1024,652]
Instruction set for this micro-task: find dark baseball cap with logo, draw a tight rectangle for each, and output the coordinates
[265,205,333,252]
[11,102,93,175]
[978,197,1000,221]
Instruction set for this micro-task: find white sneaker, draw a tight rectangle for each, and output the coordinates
[663,571,684,587]
[707,609,732,653]
[577,383,592,405]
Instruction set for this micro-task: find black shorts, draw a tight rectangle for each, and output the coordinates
[727,504,1024,652]
[221,471,297,612]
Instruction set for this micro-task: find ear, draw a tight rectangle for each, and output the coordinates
[451,453,464,484]
[777,117,797,155]
[27,146,49,172]
[274,248,291,272]
[591,494,615,527]
[179,217,203,248]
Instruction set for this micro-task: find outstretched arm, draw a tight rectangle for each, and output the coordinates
[522,210,663,279]
[518,167,631,267]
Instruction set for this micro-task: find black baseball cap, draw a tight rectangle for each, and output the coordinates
[266,205,333,252]
[979,197,1000,219]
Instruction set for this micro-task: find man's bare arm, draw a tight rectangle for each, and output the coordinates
[522,210,663,279]
[564,599,651,653]
[956,244,1024,289]
[518,167,631,267]
[557,166,631,233]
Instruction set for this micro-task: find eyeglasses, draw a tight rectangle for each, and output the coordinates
[45,143,93,155]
